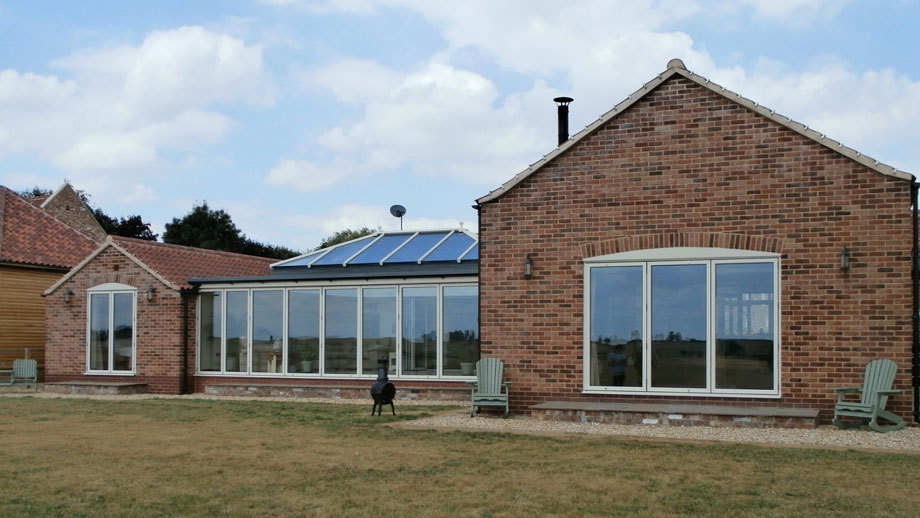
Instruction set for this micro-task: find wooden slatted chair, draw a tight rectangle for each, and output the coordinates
[832,359,906,433]
[468,358,511,418]
[0,359,38,391]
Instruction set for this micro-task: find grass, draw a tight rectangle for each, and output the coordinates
[1,398,919,517]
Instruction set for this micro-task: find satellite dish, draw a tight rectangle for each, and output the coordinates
[389,205,406,218]
[390,204,406,230]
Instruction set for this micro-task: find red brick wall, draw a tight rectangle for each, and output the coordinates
[41,184,107,242]
[45,247,195,394]
[479,76,915,422]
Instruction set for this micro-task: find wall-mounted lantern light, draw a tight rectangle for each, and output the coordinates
[524,254,534,279]
[840,247,851,272]
[63,288,74,304]
[146,285,157,302]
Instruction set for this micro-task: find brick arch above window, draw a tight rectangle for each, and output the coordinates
[580,232,785,260]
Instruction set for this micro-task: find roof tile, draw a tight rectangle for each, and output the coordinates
[112,236,274,289]
[0,186,100,268]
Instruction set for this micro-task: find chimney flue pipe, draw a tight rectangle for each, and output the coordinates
[554,96,573,146]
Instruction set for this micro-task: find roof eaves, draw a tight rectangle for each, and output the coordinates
[476,67,680,204]
[477,60,913,205]
[43,237,115,296]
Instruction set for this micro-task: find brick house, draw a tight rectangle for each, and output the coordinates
[475,59,917,425]
[42,229,480,399]
[0,184,102,373]
[43,236,273,394]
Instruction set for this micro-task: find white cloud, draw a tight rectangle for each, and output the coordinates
[0,172,61,191]
[119,183,159,204]
[0,26,270,204]
[732,0,852,24]
[272,203,473,250]
[296,59,545,187]
[266,159,352,192]
[298,1,920,176]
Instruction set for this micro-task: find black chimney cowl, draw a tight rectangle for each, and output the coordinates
[554,96,574,146]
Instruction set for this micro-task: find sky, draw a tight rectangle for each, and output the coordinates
[1,0,918,252]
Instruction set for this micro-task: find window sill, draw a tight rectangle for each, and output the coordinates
[84,371,136,377]
[582,388,781,399]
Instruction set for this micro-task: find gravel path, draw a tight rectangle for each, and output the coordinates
[4,391,918,453]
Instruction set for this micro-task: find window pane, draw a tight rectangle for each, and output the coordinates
[225,291,249,373]
[325,289,357,374]
[288,289,320,374]
[89,293,109,371]
[402,287,437,375]
[112,293,133,371]
[252,290,283,373]
[442,286,479,376]
[651,264,707,389]
[590,267,643,387]
[199,292,222,372]
[362,288,397,375]
[716,263,775,390]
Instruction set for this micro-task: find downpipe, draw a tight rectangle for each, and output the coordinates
[911,179,919,424]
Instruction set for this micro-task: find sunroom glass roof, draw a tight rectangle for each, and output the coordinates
[274,230,477,269]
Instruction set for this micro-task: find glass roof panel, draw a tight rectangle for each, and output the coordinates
[275,250,325,268]
[349,234,412,264]
[423,233,476,262]
[387,232,448,263]
[463,246,479,261]
[311,236,377,266]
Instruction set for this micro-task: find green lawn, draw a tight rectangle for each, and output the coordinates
[1,397,918,517]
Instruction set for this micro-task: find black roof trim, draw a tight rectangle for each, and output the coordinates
[191,261,478,285]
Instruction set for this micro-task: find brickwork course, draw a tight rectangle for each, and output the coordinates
[44,237,273,394]
[476,60,916,423]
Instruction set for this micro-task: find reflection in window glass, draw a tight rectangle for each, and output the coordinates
[199,292,222,372]
[590,267,643,387]
[325,289,357,374]
[252,290,283,373]
[89,293,109,371]
[442,286,479,376]
[225,291,249,373]
[716,263,775,390]
[651,264,707,389]
[402,287,437,375]
[362,288,397,374]
[288,289,319,374]
[112,293,133,371]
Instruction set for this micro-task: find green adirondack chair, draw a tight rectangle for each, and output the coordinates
[468,358,511,418]
[0,359,38,391]
[832,359,906,433]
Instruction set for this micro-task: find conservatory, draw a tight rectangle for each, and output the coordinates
[192,229,480,380]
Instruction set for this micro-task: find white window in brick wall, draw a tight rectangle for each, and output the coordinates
[584,248,780,397]
[86,283,136,374]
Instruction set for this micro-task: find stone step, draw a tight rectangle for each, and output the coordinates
[203,382,468,402]
[530,401,820,429]
[43,381,148,396]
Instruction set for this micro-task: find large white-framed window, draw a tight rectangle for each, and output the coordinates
[86,283,136,375]
[584,248,780,397]
[196,278,478,379]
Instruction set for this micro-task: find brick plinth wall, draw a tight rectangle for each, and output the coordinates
[478,76,915,423]
[197,377,469,401]
[45,247,194,395]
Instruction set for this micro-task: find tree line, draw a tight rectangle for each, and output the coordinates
[19,187,374,260]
